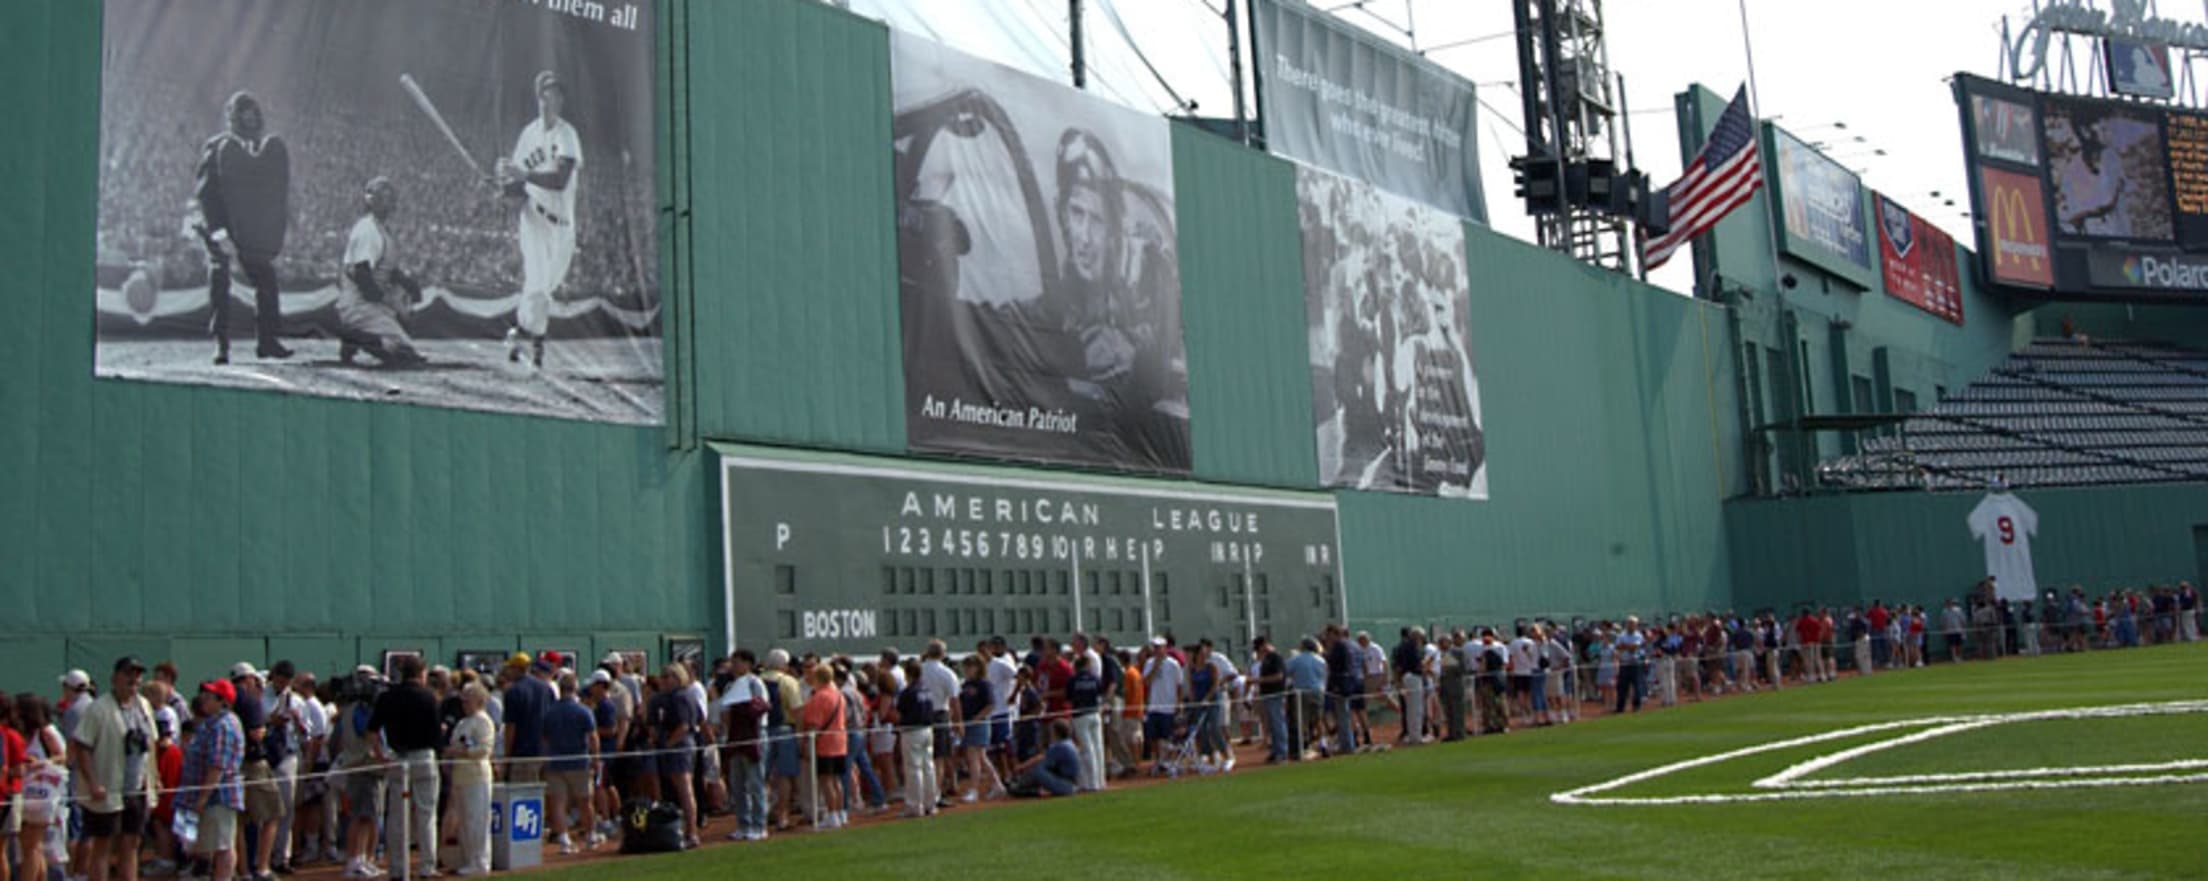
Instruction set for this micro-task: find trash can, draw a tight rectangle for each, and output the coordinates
[491,782,546,871]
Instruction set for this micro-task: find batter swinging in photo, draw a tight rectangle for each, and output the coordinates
[490,69,582,369]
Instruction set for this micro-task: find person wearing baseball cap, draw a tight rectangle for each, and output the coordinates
[72,657,158,881]
[180,679,246,881]
[57,669,95,743]
[503,652,556,784]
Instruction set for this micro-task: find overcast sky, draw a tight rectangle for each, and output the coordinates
[847,0,2171,294]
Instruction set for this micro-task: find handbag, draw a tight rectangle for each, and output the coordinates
[18,761,66,826]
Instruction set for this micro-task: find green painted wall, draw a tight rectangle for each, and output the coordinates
[682,0,904,453]
[2037,301,2208,343]
[1175,130,1322,490]
[1729,483,2208,612]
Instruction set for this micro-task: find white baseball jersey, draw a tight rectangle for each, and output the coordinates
[1967,492,2039,600]
[510,116,582,336]
[512,116,584,236]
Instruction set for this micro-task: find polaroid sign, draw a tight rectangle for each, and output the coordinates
[2088,249,2208,291]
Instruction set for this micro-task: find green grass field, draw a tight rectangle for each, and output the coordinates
[543,644,2208,880]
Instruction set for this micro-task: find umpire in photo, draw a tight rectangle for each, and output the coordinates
[190,90,292,364]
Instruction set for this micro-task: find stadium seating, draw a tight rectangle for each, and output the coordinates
[1819,337,2208,490]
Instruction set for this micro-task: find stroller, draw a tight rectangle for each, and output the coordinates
[1151,712,1214,778]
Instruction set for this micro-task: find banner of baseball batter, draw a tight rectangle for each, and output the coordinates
[1296,166,1487,499]
[93,0,663,425]
[1251,0,1487,223]
[891,32,1193,474]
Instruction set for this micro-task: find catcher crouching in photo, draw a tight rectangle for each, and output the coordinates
[329,176,426,368]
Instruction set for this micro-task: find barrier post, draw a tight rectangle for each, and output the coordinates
[805,731,820,829]
[399,758,412,881]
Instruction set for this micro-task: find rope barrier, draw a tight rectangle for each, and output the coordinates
[16,610,2199,812]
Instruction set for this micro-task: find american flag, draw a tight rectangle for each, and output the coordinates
[1643,87,1762,271]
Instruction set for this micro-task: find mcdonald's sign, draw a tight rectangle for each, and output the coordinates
[1980,167,2055,288]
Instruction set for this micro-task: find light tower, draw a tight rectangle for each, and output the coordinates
[1510,0,1645,274]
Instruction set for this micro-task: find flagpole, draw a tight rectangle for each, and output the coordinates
[1736,0,1787,289]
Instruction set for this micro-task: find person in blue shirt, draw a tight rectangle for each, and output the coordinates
[502,659,556,782]
[1186,642,1224,766]
[1286,638,1328,759]
[1012,720,1082,798]
[541,676,600,853]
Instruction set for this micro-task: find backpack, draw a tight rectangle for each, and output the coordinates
[618,799,686,854]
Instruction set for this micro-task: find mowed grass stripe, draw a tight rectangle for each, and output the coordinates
[534,642,2207,881]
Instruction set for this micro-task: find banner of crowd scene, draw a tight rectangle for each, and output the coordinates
[1875,193,1965,325]
[715,446,1345,657]
[1770,127,1873,285]
[93,0,664,425]
[1250,0,1487,222]
[1956,72,2208,301]
[891,32,1193,474]
[1295,167,1487,499]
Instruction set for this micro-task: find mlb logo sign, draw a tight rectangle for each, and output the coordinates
[509,799,544,842]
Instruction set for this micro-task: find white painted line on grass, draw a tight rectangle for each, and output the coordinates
[1553,699,2208,806]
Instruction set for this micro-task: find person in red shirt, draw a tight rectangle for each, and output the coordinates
[1867,602,1892,670]
[1036,641,1075,721]
[1793,609,1824,684]
[798,666,847,830]
[1,697,27,881]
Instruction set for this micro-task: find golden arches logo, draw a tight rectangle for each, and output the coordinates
[1983,168,2053,286]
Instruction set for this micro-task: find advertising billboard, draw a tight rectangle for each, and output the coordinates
[891,32,1192,474]
[1980,167,2057,289]
[1954,73,2208,301]
[716,446,1345,658]
[94,0,664,425]
[1250,0,1486,221]
[1876,194,1965,324]
[1770,127,1874,286]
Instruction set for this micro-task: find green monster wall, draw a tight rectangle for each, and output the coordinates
[32,0,2182,697]
[1728,484,2208,613]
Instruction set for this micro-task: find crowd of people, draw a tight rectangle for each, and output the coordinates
[1,581,2197,881]
[97,73,657,308]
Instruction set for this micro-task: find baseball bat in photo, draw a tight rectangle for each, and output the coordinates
[398,73,484,179]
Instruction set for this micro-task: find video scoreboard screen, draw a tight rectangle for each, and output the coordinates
[1956,73,2208,300]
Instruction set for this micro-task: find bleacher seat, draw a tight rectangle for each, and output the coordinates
[1817,337,2208,491]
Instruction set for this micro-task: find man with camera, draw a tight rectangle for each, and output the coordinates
[71,656,159,881]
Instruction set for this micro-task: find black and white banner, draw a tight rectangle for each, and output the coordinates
[1298,167,1486,498]
[892,32,1191,473]
[95,0,662,425]
[1253,0,1486,222]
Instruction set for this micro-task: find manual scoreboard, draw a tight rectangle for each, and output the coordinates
[716,446,1346,658]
